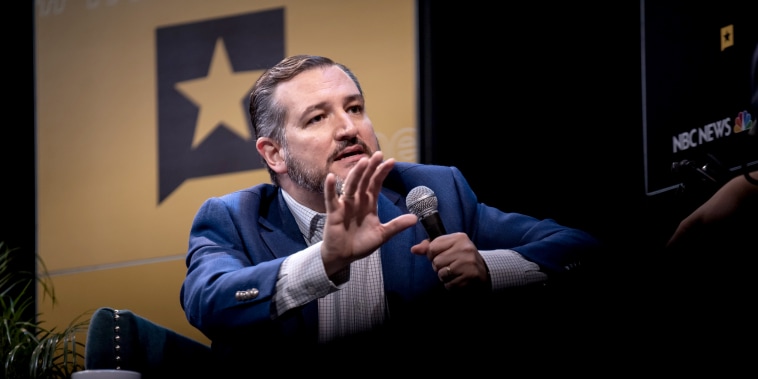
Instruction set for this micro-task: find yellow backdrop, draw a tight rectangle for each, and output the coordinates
[34,0,417,345]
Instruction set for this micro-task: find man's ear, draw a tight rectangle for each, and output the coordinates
[256,137,286,174]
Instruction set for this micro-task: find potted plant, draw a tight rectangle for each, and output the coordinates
[1,241,90,379]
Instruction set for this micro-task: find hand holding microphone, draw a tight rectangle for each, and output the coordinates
[407,186,489,289]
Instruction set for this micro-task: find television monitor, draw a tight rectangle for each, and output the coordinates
[641,0,757,197]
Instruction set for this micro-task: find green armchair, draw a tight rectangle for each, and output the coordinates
[84,307,213,378]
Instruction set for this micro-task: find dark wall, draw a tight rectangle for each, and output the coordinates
[417,1,756,364]
[0,128,35,258]
[418,2,668,262]
[3,4,35,251]
[5,9,35,250]
[416,2,658,358]
[1,2,37,322]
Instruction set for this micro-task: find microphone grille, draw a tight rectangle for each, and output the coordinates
[406,186,438,218]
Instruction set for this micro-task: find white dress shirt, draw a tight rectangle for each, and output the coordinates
[273,189,547,343]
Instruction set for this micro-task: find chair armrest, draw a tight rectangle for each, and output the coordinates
[85,307,213,378]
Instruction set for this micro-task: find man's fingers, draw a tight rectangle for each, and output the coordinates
[326,151,390,212]
[369,157,394,194]
[355,152,383,196]
[324,173,339,212]
[340,157,369,198]
[383,214,418,239]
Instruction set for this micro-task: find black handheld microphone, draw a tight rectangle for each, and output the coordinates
[406,186,446,240]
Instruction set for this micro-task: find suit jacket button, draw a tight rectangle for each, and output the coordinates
[236,288,260,301]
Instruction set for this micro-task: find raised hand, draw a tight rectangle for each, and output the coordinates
[321,151,418,277]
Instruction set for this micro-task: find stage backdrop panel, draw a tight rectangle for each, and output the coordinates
[641,0,757,197]
[34,0,416,345]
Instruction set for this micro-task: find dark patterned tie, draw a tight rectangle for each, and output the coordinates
[307,214,325,245]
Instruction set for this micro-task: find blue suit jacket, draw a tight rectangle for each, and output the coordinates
[180,162,599,355]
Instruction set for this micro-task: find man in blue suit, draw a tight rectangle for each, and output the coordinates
[180,55,601,366]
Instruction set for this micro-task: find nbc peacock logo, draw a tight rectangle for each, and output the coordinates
[733,110,754,133]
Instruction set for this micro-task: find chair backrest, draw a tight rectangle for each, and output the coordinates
[84,307,213,378]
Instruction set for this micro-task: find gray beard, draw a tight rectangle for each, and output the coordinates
[285,152,344,195]
[283,137,378,195]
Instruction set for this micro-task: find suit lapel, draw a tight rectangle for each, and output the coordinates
[258,190,308,259]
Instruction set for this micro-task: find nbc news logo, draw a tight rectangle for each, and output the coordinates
[733,110,754,134]
[671,110,754,153]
